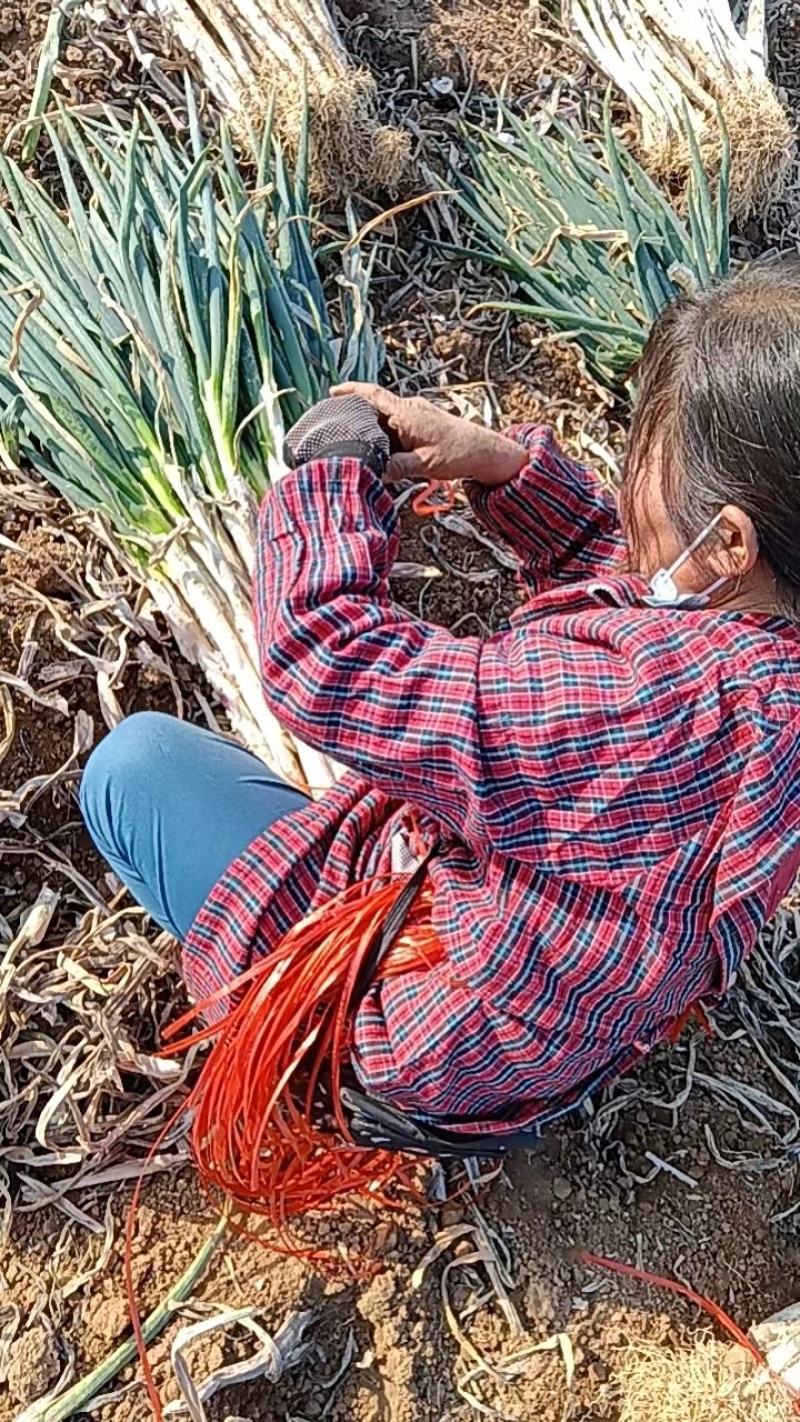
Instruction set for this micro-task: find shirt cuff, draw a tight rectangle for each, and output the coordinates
[261,455,399,542]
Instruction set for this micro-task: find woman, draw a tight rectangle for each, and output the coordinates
[81,260,800,1144]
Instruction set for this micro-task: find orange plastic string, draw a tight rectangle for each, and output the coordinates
[129,873,443,1422]
[412,479,455,516]
[665,1001,713,1045]
[161,873,444,1248]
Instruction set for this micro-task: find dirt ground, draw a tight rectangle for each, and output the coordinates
[2,3,800,1422]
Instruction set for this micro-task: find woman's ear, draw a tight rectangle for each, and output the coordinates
[708,505,760,580]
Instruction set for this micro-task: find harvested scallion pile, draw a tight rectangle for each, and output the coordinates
[145,0,409,196]
[451,97,730,390]
[563,0,792,218]
[0,88,381,790]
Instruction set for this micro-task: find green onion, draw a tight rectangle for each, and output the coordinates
[563,0,792,219]
[19,0,77,166]
[144,0,409,197]
[450,94,730,391]
[0,81,381,789]
[14,1216,227,1422]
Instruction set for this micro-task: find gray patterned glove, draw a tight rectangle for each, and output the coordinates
[283,395,390,477]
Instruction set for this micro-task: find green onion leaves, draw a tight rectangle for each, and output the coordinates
[451,96,730,390]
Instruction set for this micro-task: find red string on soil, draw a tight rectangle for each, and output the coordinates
[124,1097,193,1422]
[582,1251,800,1415]
[412,479,456,516]
[664,1000,713,1044]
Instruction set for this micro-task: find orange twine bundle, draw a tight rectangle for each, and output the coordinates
[160,872,444,1248]
[127,873,444,1422]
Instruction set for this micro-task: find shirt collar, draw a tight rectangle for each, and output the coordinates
[584,573,652,608]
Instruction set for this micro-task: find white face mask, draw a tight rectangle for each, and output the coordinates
[645,513,728,608]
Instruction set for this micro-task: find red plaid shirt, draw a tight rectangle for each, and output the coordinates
[185,426,800,1133]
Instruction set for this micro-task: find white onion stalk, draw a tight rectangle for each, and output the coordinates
[0,88,381,793]
[148,0,244,106]
[564,0,792,217]
[157,543,333,789]
[143,0,409,196]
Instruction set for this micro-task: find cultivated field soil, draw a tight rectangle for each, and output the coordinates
[3,3,800,1422]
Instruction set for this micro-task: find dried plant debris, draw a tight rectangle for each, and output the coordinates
[590,900,800,1186]
[616,1332,794,1422]
[0,483,205,1224]
[0,904,189,1206]
[169,1304,313,1422]
[0,0,184,151]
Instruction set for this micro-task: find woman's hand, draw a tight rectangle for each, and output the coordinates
[332,382,529,488]
[283,395,389,475]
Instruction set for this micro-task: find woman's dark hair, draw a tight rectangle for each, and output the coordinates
[623,253,800,612]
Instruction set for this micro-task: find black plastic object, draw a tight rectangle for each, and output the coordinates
[341,1085,542,1159]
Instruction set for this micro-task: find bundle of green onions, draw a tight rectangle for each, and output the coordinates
[0,89,381,791]
[144,0,409,196]
[451,98,730,390]
[563,0,791,218]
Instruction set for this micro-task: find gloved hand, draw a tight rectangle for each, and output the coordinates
[283,395,390,478]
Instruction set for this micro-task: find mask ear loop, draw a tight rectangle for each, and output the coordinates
[648,512,725,604]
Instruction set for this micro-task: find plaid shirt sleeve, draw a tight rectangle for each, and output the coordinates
[255,444,694,851]
[466,424,625,591]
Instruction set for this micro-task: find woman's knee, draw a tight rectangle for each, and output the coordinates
[80,711,180,856]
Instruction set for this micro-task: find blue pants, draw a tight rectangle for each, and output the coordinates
[80,712,309,939]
